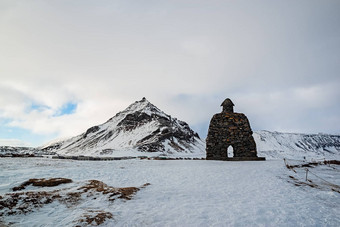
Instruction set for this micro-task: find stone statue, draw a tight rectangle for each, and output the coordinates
[206,98,264,161]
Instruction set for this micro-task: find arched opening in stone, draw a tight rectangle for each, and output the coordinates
[227,145,234,158]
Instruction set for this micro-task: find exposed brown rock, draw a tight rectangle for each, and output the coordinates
[0,190,62,216]
[79,180,150,201]
[284,159,340,170]
[77,210,113,226]
[12,178,72,191]
[1,179,150,222]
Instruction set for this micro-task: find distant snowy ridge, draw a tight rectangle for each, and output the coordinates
[254,130,340,160]
[41,98,205,157]
[0,146,46,156]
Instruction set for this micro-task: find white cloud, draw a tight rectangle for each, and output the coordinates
[0,139,31,147]
[0,0,339,146]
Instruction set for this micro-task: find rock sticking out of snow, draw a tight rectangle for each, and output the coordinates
[0,177,150,226]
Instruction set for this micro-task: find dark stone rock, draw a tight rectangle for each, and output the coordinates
[206,98,264,160]
[117,112,152,130]
[83,126,100,138]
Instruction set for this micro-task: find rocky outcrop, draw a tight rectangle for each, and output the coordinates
[0,178,149,226]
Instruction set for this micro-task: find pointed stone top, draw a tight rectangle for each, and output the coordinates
[221,98,234,107]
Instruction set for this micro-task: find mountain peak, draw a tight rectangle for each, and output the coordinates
[121,98,168,118]
[135,97,153,108]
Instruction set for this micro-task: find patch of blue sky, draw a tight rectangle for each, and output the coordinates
[28,103,50,113]
[53,102,77,117]
[0,118,11,125]
[191,122,209,139]
[27,101,77,116]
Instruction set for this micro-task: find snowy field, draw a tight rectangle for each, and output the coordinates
[0,157,339,226]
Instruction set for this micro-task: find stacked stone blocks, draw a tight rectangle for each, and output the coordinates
[206,98,264,161]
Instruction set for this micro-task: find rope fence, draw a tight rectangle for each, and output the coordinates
[284,158,340,192]
[307,169,340,189]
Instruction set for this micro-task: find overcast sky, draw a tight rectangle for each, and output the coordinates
[0,0,339,147]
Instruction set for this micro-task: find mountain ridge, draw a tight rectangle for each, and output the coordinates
[254,130,340,160]
[41,98,205,156]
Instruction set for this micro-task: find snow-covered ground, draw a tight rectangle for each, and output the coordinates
[1,157,339,226]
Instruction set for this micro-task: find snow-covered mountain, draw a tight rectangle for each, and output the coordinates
[42,98,205,156]
[254,130,340,160]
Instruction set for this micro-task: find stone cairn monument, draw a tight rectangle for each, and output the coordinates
[206,98,265,161]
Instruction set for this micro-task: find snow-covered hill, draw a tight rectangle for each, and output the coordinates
[254,130,340,160]
[42,98,205,156]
